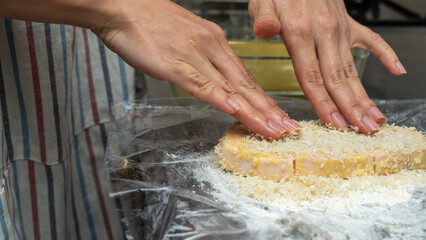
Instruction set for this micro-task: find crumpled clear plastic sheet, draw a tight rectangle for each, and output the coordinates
[105,97,426,240]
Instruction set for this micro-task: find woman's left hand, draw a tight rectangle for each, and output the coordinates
[248,0,406,134]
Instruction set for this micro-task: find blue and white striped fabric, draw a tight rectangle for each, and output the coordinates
[0,18,145,239]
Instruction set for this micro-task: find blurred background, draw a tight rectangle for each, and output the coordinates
[350,0,426,99]
[138,0,426,100]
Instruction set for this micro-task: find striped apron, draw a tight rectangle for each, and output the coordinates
[0,18,145,240]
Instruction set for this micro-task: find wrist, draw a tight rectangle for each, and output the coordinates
[0,0,125,30]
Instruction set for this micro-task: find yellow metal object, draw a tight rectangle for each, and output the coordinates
[174,41,301,97]
[229,41,290,57]
[229,41,300,95]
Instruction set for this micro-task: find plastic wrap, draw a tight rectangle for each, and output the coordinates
[105,97,426,240]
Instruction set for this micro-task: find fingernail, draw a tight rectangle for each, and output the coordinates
[369,107,387,123]
[362,115,380,131]
[268,120,287,134]
[395,61,407,74]
[226,97,241,112]
[282,117,300,132]
[331,112,348,130]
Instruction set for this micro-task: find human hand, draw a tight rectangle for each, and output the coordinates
[91,0,300,139]
[249,0,405,134]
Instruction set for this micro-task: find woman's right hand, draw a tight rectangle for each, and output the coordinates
[90,0,300,139]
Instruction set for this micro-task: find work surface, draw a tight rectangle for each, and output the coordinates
[105,97,425,239]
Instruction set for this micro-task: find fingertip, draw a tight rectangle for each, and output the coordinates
[282,117,301,135]
[268,120,287,135]
[253,18,281,40]
[395,61,407,75]
[232,106,284,140]
[338,109,379,135]
[331,112,348,130]
[368,106,387,125]
[251,121,284,140]
[383,60,407,76]
[226,96,241,114]
[260,121,286,140]
[360,115,380,134]
[375,116,387,125]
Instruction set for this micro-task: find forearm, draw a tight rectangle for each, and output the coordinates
[0,0,120,29]
[1,0,299,139]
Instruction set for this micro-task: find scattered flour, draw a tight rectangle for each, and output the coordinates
[224,170,426,213]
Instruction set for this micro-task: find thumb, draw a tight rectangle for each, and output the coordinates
[353,23,406,76]
[248,0,281,40]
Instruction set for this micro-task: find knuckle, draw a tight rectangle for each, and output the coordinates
[239,75,258,90]
[210,23,226,40]
[348,102,363,113]
[167,60,185,75]
[343,61,359,78]
[195,28,215,42]
[265,103,278,114]
[247,108,259,120]
[327,68,347,87]
[189,73,210,89]
[287,19,311,39]
[302,69,324,88]
[321,15,338,34]
[370,32,383,44]
[220,81,237,95]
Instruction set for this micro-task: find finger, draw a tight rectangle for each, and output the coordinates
[169,60,284,139]
[352,22,406,75]
[206,21,282,112]
[248,0,281,40]
[203,22,300,134]
[283,34,348,130]
[339,42,387,125]
[316,31,380,134]
[208,50,300,134]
